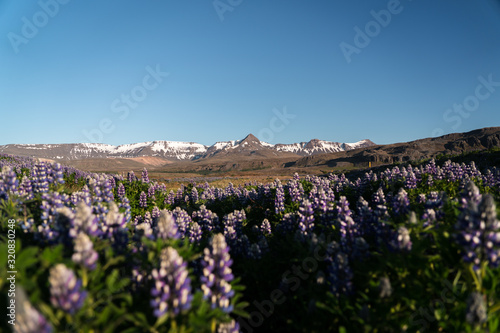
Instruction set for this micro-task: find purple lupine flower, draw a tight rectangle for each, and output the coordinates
[117,183,126,198]
[248,243,262,259]
[155,210,179,240]
[19,175,33,199]
[139,191,148,208]
[49,264,87,314]
[460,181,482,208]
[261,219,271,235]
[466,292,487,326]
[379,277,392,299]
[148,184,156,201]
[456,192,500,269]
[274,181,285,214]
[405,171,417,189]
[191,186,199,203]
[326,242,353,297]
[172,207,191,237]
[1,165,19,199]
[189,222,202,243]
[52,163,65,185]
[142,167,150,183]
[217,320,240,333]
[164,190,175,205]
[201,234,235,312]
[14,286,53,333]
[150,247,192,317]
[72,232,98,270]
[392,188,410,216]
[128,170,136,183]
[193,205,219,233]
[298,199,315,236]
[102,202,128,252]
[151,206,161,219]
[71,201,99,237]
[392,226,412,252]
[421,208,437,227]
[288,180,302,202]
[32,163,49,194]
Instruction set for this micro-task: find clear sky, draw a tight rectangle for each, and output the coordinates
[1,0,500,146]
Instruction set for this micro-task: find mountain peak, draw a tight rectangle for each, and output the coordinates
[240,133,260,143]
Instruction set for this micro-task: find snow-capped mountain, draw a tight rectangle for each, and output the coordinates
[0,135,375,161]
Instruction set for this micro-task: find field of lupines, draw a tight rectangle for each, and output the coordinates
[1,153,500,332]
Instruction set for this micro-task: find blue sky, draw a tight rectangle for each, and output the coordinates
[1,0,500,146]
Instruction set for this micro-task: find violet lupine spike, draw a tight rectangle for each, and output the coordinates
[326,242,353,297]
[72,232,98,270]
[392,188,410,216]
[189,222,203,243]
[466,292,487,326]
[151,206,161,219]
[70,201,100,237]
[172,207,191,237]
[298,199,315,236]
[139,191,148,208]
[14,286,53,333]
[201,234,235,313]
[261,219,271,235]
[148,184,156,201]
[217,320,240,333]
[456,192,500,270]
[49,264,87,314]
[32,163,49,194]
[1,165,19,199]
[52,163,65,185]
[103,202,129,252]
[20,175,34,199]
[117,182,126,198]
[142,167,150,183]
[274,182,285,214]
[392,226,412,252]
[461,181,482,208]
[165,190,175,205]
[155,210,180,240]
[128,170,136,183]
[191,186,199,203]
[150,247,192,317]
[193,205,219,233]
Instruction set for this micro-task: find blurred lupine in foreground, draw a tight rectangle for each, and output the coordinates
[150,247,192,317]
[456,182,500,270]
[201,234,235,312]
[49,264,87,314]
[142,167,150,183]
[466,292,487,326]
[72,232,98,270]
[14,286,53,333]
[155,209,179,239]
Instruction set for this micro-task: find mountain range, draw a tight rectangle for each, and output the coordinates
[0,134,375,161]
[2,127,499,174]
